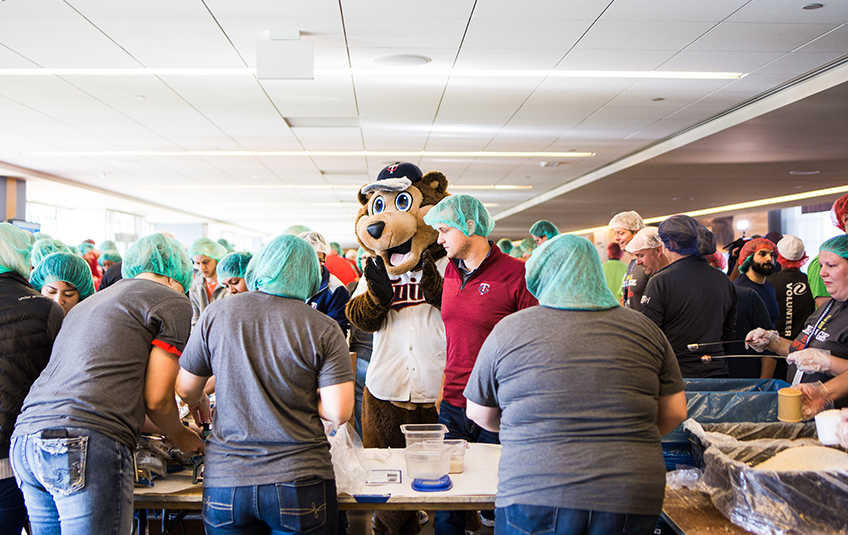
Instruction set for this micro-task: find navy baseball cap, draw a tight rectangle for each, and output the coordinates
[360,162,423,195]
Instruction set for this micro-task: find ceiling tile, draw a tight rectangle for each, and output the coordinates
[575,21,716,50]
[688,22,840,53]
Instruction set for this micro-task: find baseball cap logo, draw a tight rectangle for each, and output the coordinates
[387,164,398,173]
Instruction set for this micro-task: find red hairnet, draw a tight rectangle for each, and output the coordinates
[737,238,776,266]
[776,252,808,270]
[607,242,623,260]
[832,193,848,231]
[705,251,726,270]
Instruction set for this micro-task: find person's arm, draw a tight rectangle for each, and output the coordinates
[466,400,501,433]
[657,391,687,435]
[176,368,213,426]
[145,345,204,453]
[435,372,446,414]
[722,285,738,342]
[318,381,354,426]
[760,357,777,379]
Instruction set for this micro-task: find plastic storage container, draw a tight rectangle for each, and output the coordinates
[400,424,447,447]
[426,438,468,473]
[404,442,455,480]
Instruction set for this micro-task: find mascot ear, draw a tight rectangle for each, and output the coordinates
[357,190,371,207]
[422,171,448,196]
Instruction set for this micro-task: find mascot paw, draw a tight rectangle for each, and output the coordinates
[365,256,394,306]
[419,250,443,309]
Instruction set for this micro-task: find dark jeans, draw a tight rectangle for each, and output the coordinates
[495,504,658,535]
[435,399,500,535]
[0,476,27,535]
[203,477,338,535]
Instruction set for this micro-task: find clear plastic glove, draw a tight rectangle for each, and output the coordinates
[836,409,848,449]
[796,381,834,420]
[787,348,832,373]
[745,328,779,352]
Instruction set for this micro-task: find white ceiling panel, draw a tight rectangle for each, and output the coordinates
[556,48,677,71]
[754,52,846,76]
[526,77,637,107]
[69,1,214,18]
[601,0,748,22]
[688,23,840,53]
[471,0,606,20]
[796,25,848,54]
[454,48,566,70]
[0,15,114,48]
[348,48,457,70]
[657,50,784,73]
[83,17,246,68]
[260,78,357,117]
[343,17,469,49]
[10,46,139,68]
[575,21,715,51]
[341,1,474,20]
[291,127,364,151]
[0,45,41,68]
[728,0,848,24]
[462,18,588,50]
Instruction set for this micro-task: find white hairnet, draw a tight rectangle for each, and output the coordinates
[608,211,645,232]
[297,231,330,255]
[625,227,663,253]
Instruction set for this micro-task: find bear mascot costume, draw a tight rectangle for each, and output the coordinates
[347,162,479,535]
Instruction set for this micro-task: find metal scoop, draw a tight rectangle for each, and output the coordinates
[700,354,788,363]
[687,340,748,351]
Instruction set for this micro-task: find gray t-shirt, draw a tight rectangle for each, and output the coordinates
[181,291,354,486]
[464,305,683,516]
[15,278,192,449]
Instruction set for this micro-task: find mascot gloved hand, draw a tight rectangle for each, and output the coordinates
[420,249,443,309]
[364,256,394,307]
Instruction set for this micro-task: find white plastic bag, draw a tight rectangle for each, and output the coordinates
[325,421,369,495]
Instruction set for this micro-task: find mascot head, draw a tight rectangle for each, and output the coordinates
[355,162,449,276]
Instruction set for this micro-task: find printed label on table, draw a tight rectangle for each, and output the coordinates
[366,469,402,485]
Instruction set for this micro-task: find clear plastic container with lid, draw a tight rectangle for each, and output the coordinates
[403,442,456,481]
[400,423,447,447]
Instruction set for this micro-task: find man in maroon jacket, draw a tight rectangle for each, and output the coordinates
[423,195,537,535]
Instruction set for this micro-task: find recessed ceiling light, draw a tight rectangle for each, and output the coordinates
[789,170,819,175]
[130,95,145,100]
[373,54,432,67]
[652,97,665,102]
[802,3,823,9]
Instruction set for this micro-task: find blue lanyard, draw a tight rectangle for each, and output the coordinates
[803,299,837,349]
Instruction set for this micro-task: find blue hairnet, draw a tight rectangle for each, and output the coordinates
[529,220,560,240]
[216,238,235,253]
[525,234,619,311]
[78,242,95,255]
[496,238,513,253]
[283,224,313,236]
[98,240,117,251]
[217,251,253,280]
[122,233,194,293]
[820,235,848,259]
[245,235,321,300]
[29,252,95,300]
[520,237,537,253]
[658,215,716,257]
[98,249,122,266]
[31,238,71,267]
[188,238,228,262]
[423,195,494,237]
[0,222,33,278]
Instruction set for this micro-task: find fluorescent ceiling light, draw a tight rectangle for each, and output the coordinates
[566,185,848,236]
[0,68,745,80]
[22,150,594,158]
[135,184,530,191]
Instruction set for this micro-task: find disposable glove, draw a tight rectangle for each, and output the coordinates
[796,381,834,420]
[787,348,832,373]
[836,409,848,449]
[745,328,778,352]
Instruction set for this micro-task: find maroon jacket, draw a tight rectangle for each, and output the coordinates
[441,243,537,407]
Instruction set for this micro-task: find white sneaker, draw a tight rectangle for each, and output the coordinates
[478,511,495,528]
[418,511,430,525]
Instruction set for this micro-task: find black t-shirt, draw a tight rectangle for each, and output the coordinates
[641,255,737,378]
[734,273,779,328]
[98,261,123,291]
[727,287,772,379]
[788,299,848,409]
[768,269,816,340]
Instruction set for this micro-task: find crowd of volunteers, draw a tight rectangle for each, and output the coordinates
[1,183,848,535]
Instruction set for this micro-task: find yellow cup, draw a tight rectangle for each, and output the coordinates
[778,387,803,423]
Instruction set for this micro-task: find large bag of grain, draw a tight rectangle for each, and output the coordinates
[702,440,848,534]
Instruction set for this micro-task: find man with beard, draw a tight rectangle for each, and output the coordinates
[625,227,669,278]
[734,238,780,329]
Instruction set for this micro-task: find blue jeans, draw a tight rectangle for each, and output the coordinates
[0,475,27,534]
[495,504,658,535]
[11,428,134,535]
[354,357,369,438]
[435,399,500,535]
[203,477,338,535]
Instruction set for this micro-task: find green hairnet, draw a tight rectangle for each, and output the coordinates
[283,224,313,236]
[188,238,228,262]
[99,249,122,266]
[217,251,253,280]
[245,235,321,300]
[356,247,369,272]
[509,246,524,259]
[525,234,619,311]
[98,240,117,251]
[820,235,848,260]
[29,252,95,300]
[33,232,52,241]
[529,220,560,240]
[31,238,71,267]
[68,245,80,255]
[520,237,536,253]
[423,195,494,237]
[216,238,235,254]
[122,233,194,293]
[329,242,343,256]
[497,238,513,254]
[23,230,36,244]
[78,242,95,255]
[0,222,33,278]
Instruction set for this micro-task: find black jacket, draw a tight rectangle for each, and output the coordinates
[0,271,63,459]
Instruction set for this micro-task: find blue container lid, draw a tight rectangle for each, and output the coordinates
[411,475,453,492]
